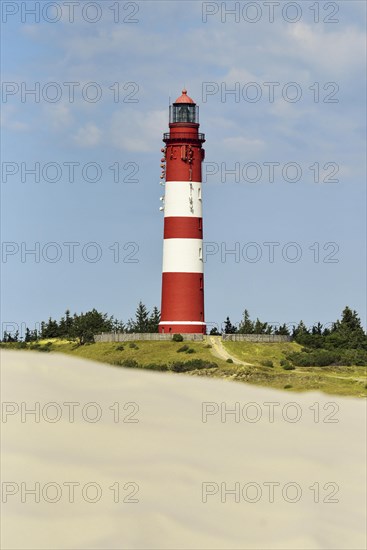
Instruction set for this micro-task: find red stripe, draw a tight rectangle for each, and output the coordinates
[164,217,203,239]
[165,142,203,182]
[160,272,204,323]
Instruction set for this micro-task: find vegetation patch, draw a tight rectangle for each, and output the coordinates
[169,359,218,372]
[261,360,274,368]
[177,345,190,353]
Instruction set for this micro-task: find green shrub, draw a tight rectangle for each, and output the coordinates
[339,349,367,366]
[121,359,139,368]
[30,343,41,350]
[116,345,125,351]
[172,334,184,342]
[169,359,218,373]
[204,344,212,348]
[37,342,53,353]
[14,341,28,349]
[129,342,139,349]
[186,348,196,354]
[144,363,169,371]
[261,360,274,368]
[177,345,189,353]
[287,349,339,367]
[284,384,292,389]
[226,358,234,363]
[283,364,295,370]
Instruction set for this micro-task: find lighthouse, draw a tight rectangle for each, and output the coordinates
[158,89,206,334]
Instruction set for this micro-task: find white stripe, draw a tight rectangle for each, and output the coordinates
[162,238,203,273]
[164,181,202,218]
[159,322,206,325]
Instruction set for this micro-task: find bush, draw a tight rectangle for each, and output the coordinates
[186,348,196,354]
[14,341,28,349]
[172,334,184,342]
[37,342,53,352]
[177,345,189,353]
[30,343,41,350]
[286,349,339,367]
[116,345,125,351]
[204,344,212,348]
[121,359,139,368]
[284,384,292,389]
[144,363,169,371]
[170,359,218,372]
[261,360,274,368]
[339,349,367,366]
[226,358,234,363]
[283,364,295,370]
[129,342,139,349]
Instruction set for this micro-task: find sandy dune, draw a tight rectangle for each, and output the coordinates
[1,350,366,550]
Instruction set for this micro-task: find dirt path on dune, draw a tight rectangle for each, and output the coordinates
[207,336,253,366]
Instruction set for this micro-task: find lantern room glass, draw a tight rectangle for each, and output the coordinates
[170,104,199,124]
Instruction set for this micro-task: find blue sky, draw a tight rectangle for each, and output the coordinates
[1,0,366,334]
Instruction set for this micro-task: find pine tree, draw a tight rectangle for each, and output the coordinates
[238,309,254,334]
[254,318,269,334]
[65,309,73,337]
[224,316,237,334]
[275,323,290,336]
[127,302,150,333]
[312,322,323,335]
[326,307,366,349]
[148,306,161,332]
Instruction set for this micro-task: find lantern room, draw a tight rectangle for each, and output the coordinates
[169,89,199,124]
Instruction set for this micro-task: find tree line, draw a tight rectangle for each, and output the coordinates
[2,305,366,361]
[2,302,160,345]
[211,307,367,366]
[212,306,366,347]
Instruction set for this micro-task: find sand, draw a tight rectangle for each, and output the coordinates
[1,350,366,550]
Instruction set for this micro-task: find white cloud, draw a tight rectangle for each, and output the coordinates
[222,136,265,153]
[44,103,73,130]
[286,23,365,75]
[110,109,166,152]
[0,105,29,132]
[72,122,102,147]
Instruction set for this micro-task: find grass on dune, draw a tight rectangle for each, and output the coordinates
[53,339,228,366]
[221,340,367,397]
[2,338,366,397]
[222,340,303,366]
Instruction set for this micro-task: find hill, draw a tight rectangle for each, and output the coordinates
[2,337,366,397]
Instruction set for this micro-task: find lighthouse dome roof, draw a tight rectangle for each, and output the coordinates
[174,89,195,104]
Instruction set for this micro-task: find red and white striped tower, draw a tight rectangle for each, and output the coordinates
[158,89,206,334]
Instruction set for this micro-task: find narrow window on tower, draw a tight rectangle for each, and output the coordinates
[199,247,203,260]
[198,218,202,231]
[198,187,202,200]
[200,277,203,289]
